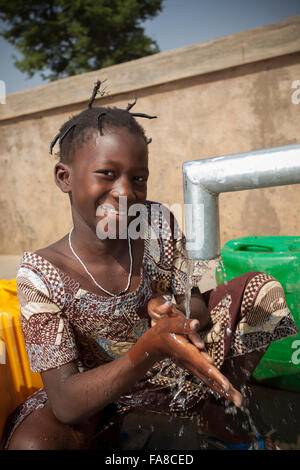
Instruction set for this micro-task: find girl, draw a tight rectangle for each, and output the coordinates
[2,82,297,450]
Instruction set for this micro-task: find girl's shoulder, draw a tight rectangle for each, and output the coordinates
[33,235,70,269]
[18,236,67,281]
[17,242,80,307]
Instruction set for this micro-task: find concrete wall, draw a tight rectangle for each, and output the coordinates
[1,15,300,258]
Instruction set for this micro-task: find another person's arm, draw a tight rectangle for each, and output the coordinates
[175,287,210,329]
[148,288,210,330]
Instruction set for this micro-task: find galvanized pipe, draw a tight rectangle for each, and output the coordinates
[182,143,300,260]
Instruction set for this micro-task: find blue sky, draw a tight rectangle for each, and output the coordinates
[1,0,300,94]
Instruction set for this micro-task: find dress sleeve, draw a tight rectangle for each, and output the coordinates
[17,264,79,372]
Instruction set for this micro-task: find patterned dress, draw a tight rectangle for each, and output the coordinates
[1,202,298,448]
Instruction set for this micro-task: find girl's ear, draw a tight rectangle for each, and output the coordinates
[54,162,72,193]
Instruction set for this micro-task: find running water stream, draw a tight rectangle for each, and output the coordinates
[168,259,211,411]
[182,257,264,449]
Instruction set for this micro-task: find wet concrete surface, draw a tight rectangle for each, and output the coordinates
[118,382,300,450]
[246,383,300,450]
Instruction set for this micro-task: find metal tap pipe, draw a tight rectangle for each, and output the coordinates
[182,143,300,260]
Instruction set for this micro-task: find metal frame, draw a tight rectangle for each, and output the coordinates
[182,143,300,260]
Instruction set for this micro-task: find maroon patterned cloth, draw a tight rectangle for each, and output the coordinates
[1,202,298,449]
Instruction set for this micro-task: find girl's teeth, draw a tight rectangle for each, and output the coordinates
[98,204,127,215]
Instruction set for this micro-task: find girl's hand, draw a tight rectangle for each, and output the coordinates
[148,296,205,351]
[131,306,243,408]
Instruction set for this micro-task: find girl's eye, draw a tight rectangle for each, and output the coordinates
[134,176,147,183]
[96,170,114,177]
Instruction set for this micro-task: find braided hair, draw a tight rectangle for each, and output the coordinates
[50,80,157,163]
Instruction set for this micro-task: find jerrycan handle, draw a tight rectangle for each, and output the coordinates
[230,241,274,253]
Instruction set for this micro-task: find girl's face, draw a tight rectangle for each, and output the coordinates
[56,127,149,239]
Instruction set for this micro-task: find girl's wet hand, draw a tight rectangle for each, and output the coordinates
[135,309,243,408]
[148,296,206,351]
[174,339,243,409]
[148,296,173,323]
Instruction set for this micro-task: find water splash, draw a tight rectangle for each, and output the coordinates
[215,256,228,285]
[184,260,194,319]
[178,425,185,437]
[216,262,264,450]
[167,258,213,412]
[223,387,264,449]
[240,404,264,450]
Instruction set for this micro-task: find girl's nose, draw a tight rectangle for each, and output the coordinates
[111,177,135,202]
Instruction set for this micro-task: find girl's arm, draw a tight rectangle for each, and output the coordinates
[42,311,242,427]
[41,345,156,426]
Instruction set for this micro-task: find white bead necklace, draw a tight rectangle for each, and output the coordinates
[68,227,133,297]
